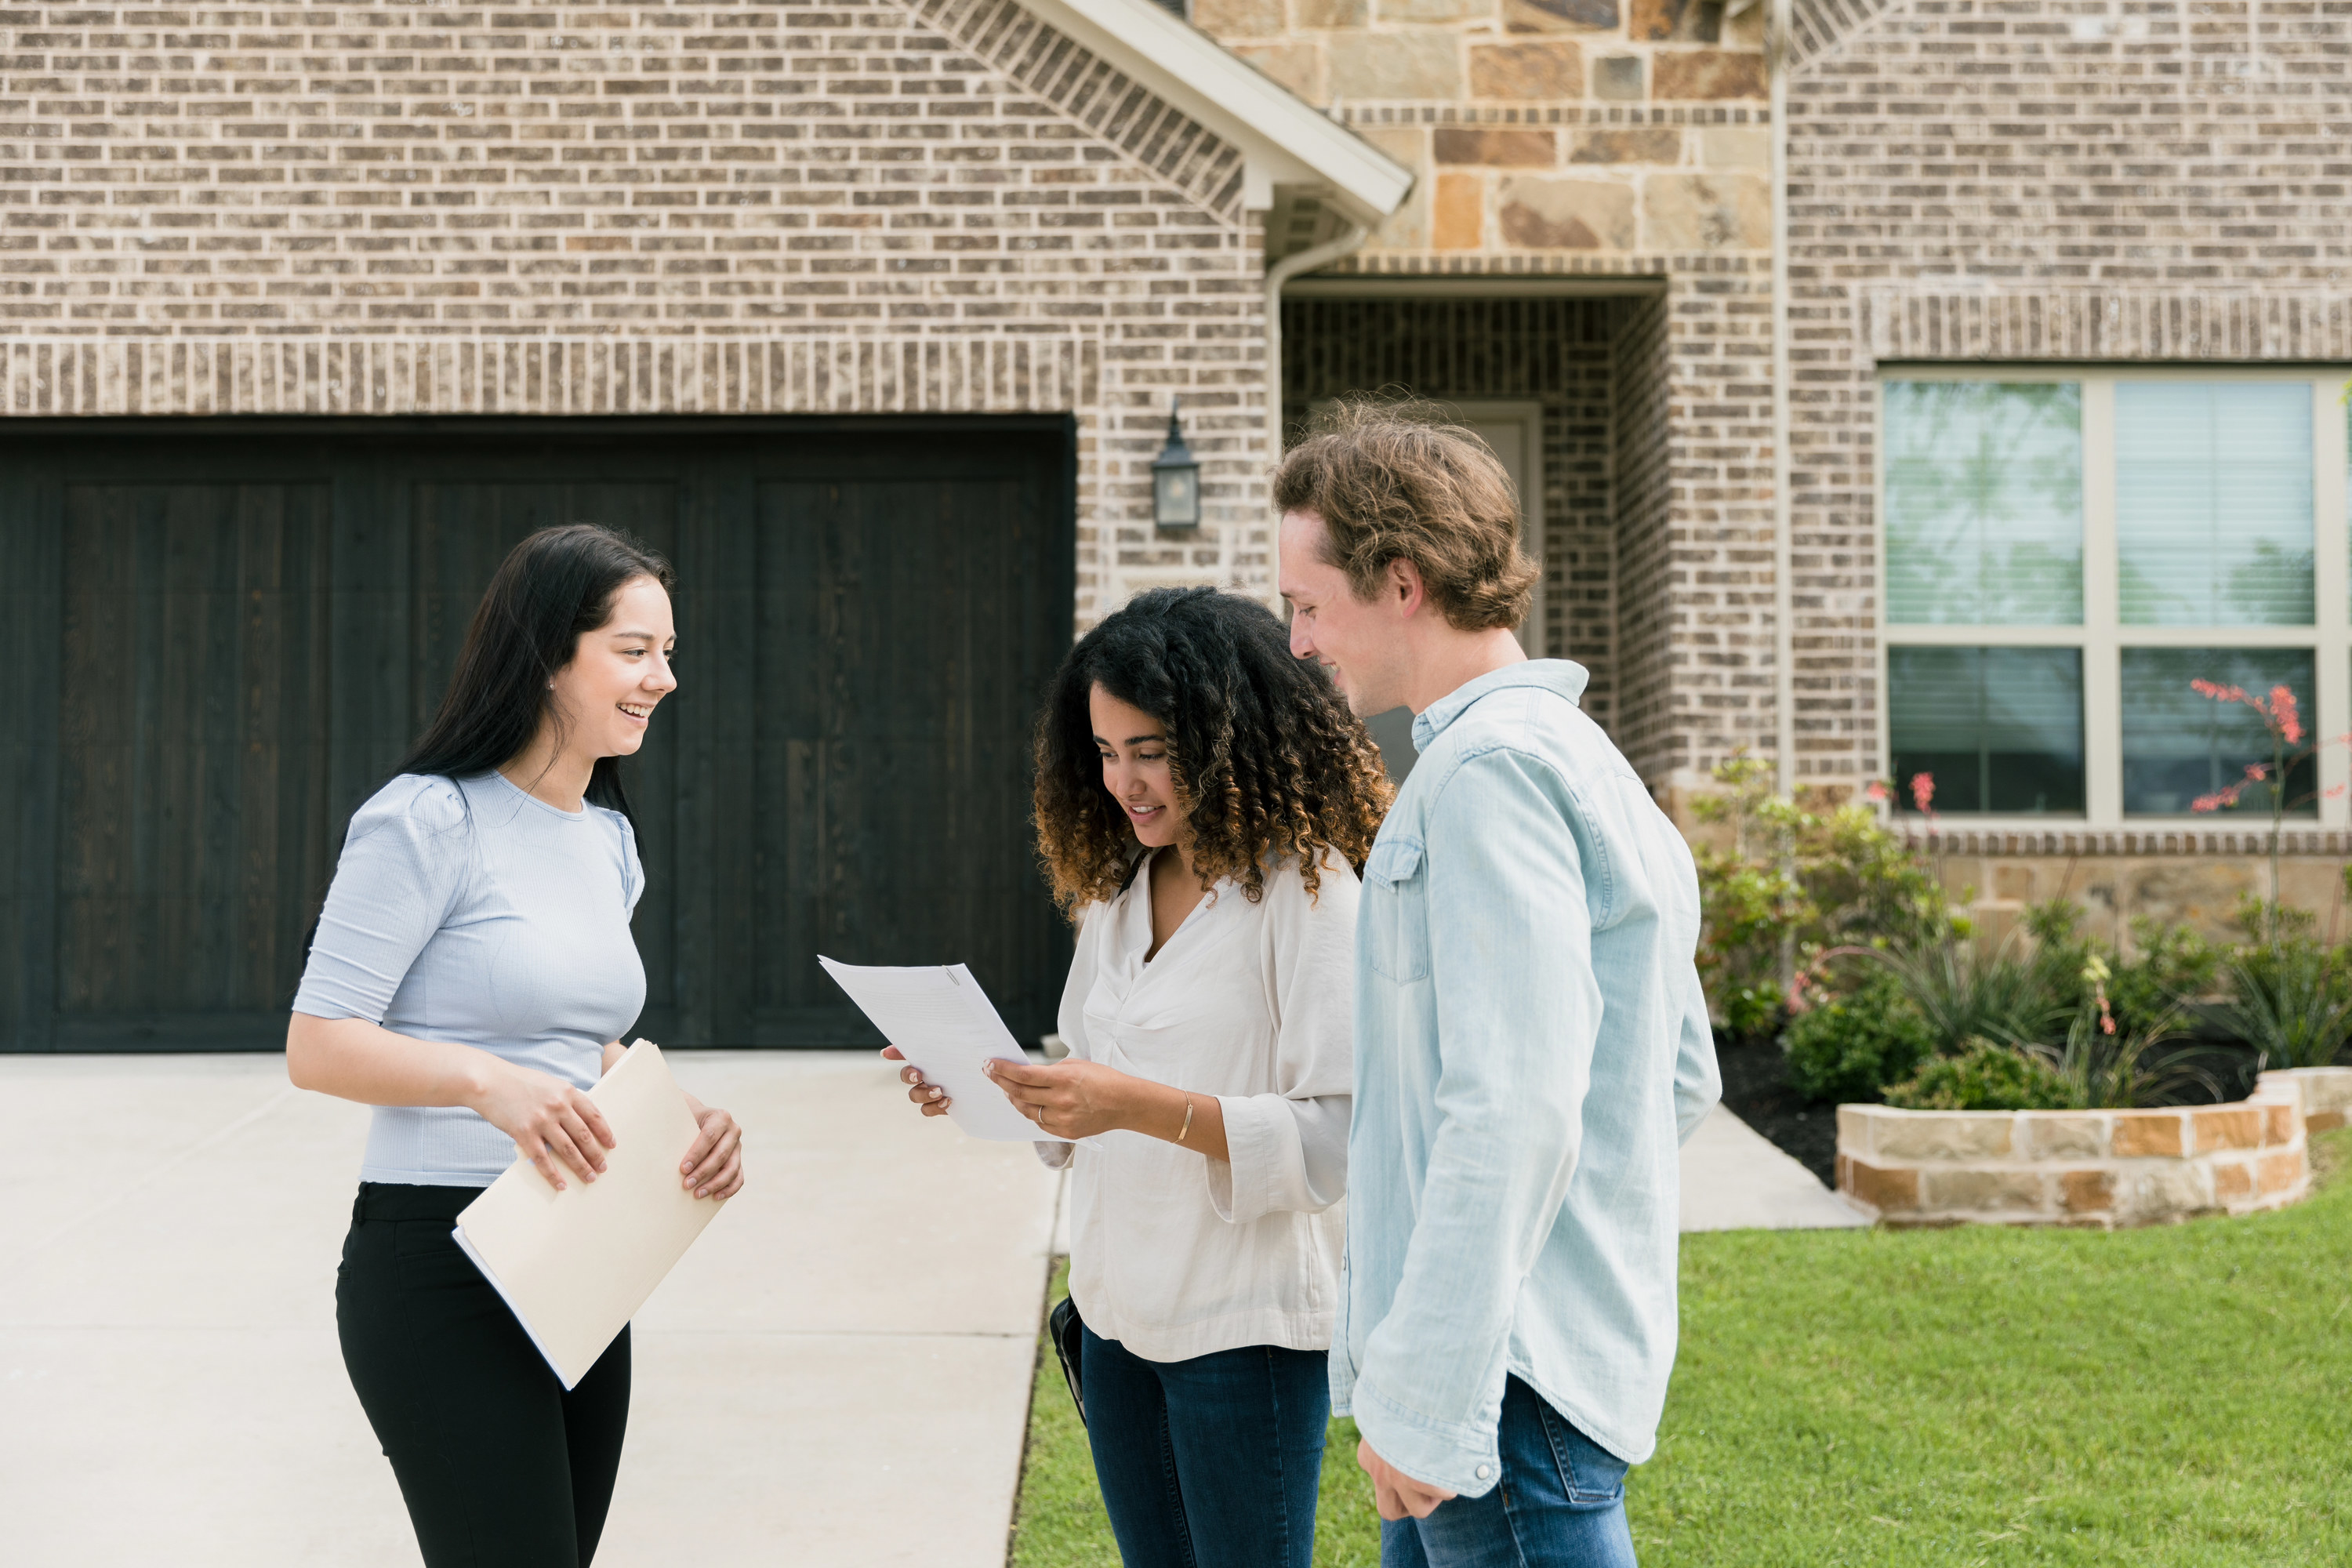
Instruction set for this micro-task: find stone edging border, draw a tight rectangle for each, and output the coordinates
[1836,1067,2352,1229]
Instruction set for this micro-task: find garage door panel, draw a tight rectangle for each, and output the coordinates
[54,481,333,1029]
[2,419,1073,1051]
[751,465,1066,1043]
[408,479,683,735]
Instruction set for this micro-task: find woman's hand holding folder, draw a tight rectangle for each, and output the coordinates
[677,1097,744,1200]
[474,1060,619,1192]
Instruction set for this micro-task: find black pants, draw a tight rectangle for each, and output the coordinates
[336,1183,631,1568]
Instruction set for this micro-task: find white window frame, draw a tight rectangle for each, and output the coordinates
[1875,365,2352,830]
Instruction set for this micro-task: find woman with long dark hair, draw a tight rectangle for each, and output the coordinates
[286,524,743,1568]
[890,587,1392,1567]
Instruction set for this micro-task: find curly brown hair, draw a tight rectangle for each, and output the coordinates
[1033,587,1392,913]
[1272,394,1537,631]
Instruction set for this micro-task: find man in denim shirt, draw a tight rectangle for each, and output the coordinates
[1275,403,1721,1566]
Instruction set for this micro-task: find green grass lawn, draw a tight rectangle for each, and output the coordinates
[1011,1132,2352,1566]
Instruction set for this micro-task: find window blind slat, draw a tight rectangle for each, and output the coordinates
[1885,381,2083,626]
[1888,646,2085,815]
[2119,647,2317,817]
[2116,383,2314,626]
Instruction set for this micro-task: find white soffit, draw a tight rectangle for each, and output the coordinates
[1011,0,1414,227]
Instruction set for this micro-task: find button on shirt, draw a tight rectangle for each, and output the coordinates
[1335,662,1720,1496]
[1045,850,1357,1363]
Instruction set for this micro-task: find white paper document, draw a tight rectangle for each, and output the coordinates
[452,1039,730,1389]
[818,956,1066,1143]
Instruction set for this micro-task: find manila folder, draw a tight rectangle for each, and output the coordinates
[453,1039,728,1390]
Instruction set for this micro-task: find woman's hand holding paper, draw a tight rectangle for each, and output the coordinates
[983,1058,1230,1160]
[984,1057,1134,1138]
[881,1044,954,1116]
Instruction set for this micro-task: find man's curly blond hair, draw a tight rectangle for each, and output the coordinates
[1272,396,1537,631]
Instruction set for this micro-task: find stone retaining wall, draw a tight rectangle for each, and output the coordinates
[1836,1067,2352,1229]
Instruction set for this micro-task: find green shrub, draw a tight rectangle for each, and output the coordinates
[1782,972,1936,1105]
[2112,916,2221,1034]
[1884,1038,2080,1111]
[2023,900,2221,1044]
[1691,751,1963,1034]
[1719,982,1784,1045]
[2223,937,2352,1070]
[1867,936,2064,1056]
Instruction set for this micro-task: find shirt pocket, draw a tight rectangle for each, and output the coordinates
[1360,835,1430,984]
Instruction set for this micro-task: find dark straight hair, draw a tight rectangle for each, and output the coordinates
[395,524,677,825]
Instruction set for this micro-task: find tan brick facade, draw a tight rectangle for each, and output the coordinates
[8,0,2348,858]
[0,0,1281,619]
[1785,0,2352,792]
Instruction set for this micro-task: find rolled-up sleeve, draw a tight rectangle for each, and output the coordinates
[292,779,470,1024]
[1204,856,1356,1225]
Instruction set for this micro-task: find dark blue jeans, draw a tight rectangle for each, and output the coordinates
[1381,1377,1636,1568]
[1080,1325,1329,1568]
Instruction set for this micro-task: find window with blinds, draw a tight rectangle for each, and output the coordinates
[2119,648,2318,817]
[2115,383,2314,626]
[1878,371,2345,823]
[1889,647,2085,815]
[1885,381,2083,626]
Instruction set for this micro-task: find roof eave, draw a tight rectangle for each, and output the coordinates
[1009,0,1414,227]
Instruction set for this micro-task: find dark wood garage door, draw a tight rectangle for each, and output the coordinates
[0,417,1077,1051]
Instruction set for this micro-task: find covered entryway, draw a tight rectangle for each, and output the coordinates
[0,417,1077,1051]
[1280,281,1675,782]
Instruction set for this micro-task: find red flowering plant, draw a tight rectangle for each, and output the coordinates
[2186,679,2347,943]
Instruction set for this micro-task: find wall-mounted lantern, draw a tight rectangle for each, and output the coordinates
[1150,404,1201,529]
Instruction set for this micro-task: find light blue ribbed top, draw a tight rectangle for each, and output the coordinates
[292,771,648,1187]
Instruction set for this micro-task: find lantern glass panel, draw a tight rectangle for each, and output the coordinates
[1155,464,1200,527]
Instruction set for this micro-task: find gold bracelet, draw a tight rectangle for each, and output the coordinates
[1177,1095,1195,1143]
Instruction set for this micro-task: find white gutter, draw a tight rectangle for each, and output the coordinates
[1769,0,1796,797]
[1262,220,1374,597]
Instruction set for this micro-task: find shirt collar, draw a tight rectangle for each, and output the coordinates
[1410,659,1590,753]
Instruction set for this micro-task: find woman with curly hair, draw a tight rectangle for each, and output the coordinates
[887,586,1391,1568]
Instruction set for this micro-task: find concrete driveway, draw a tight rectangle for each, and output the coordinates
[0,1051,1061,1568]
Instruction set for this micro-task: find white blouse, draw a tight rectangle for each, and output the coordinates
[1044,849,1357,1363]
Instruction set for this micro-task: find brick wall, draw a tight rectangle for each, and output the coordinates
[0,0,1272,620]
[1786,0,2352,791]
[1610,287,1672,775]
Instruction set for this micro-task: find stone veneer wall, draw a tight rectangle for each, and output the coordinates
[1191,0,1769,272]
[1280,294,1622,718]
[1918,829,2352,950]
[1837,1066,2352,1229]
[1193,0,1779,797]
[1783,0,2352,793]
[0,0,1272,624]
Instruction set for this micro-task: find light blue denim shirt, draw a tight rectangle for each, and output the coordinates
[1334,660,1720,1496]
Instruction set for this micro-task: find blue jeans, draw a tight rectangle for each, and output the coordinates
[1080,1325,1328,1568]
[1381,1377,1636,1568]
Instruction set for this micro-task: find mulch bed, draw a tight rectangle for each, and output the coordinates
[1713,1039,1838,1187]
